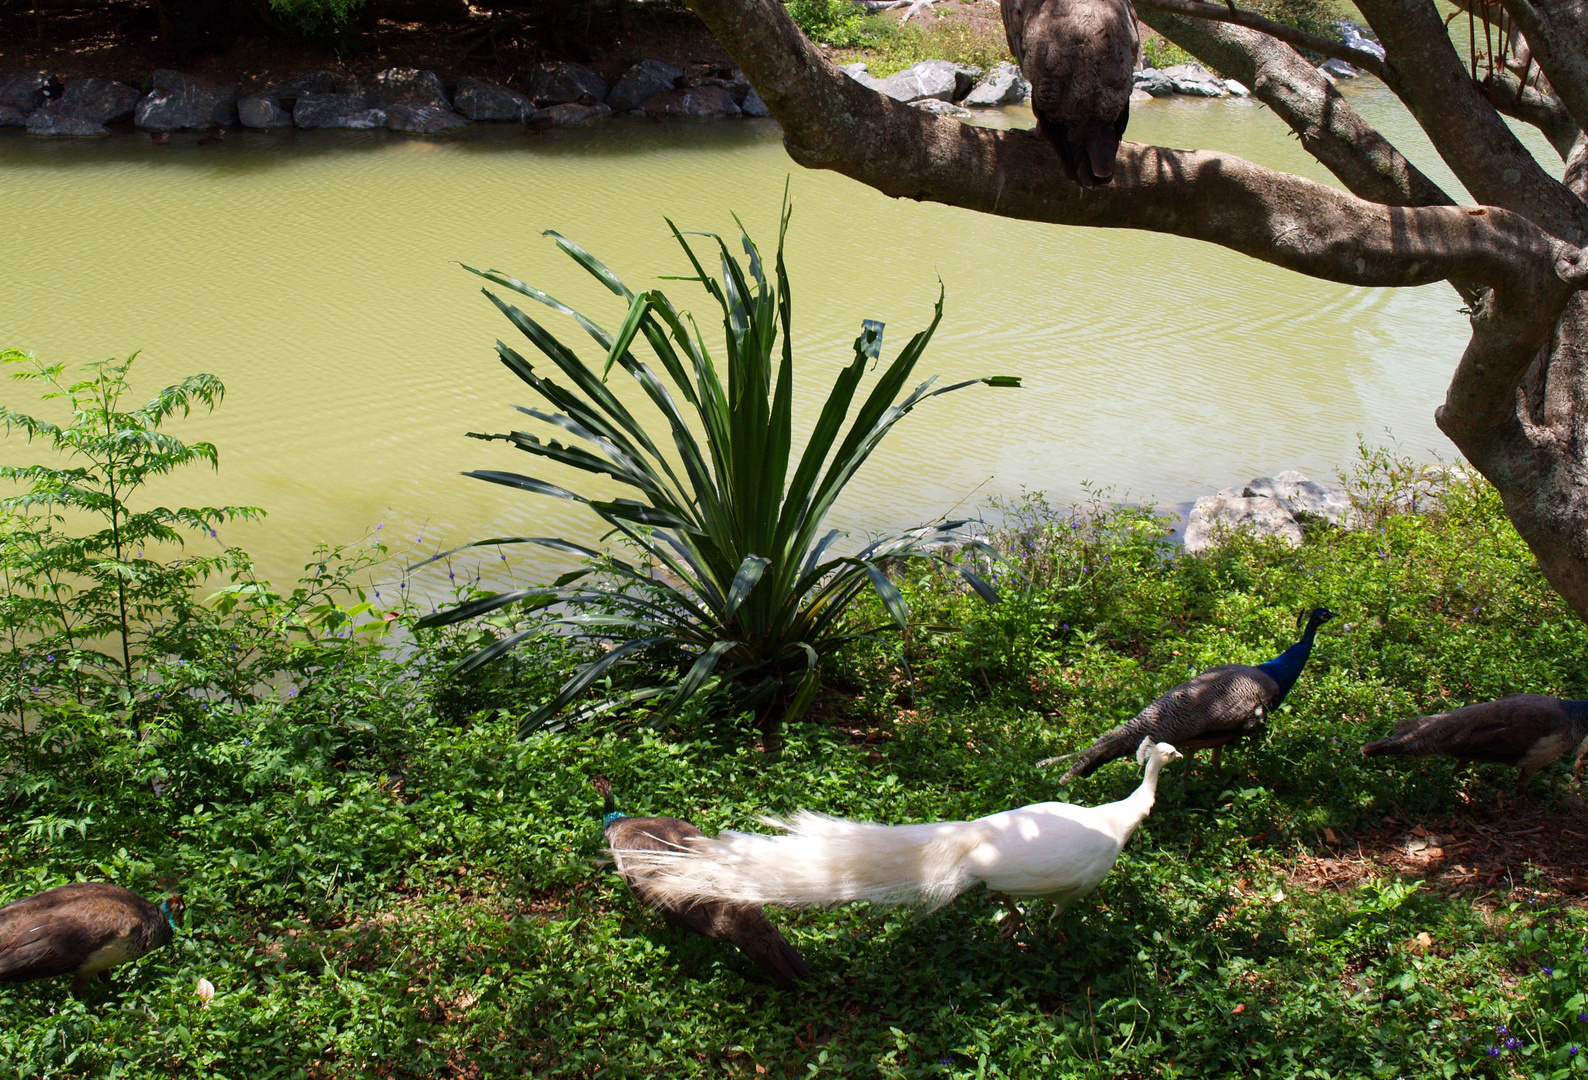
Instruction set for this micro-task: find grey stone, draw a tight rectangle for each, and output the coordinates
[1161,63,1227,97]
[840,62,883,92]
[453,76,533,121]
[1130,87,1153,103]
[606,59,681,113]
[238,93,294,129]
[1224,78,1250,97]
[269,71,358,100]
[642,85,739,118]
[912,98,971,118]
[1183,489,1303,553]
[962,61,1029,107]
[527,62,606,108]
[51,78,140,124]
[0,103,29,127]
[1319,57,1359,79]
[293,92,386,129]
[1338,21,1385,60]
[876,59,980,103]
[740,86,770,117]
[386,103,470,134]
[1133,67,1176,97]
[537,101,612,126]
[372,67,450,109]
[1251,471,1357,527]
[0,72,60,110]
[135,70,239,130]
[25,110,108,137]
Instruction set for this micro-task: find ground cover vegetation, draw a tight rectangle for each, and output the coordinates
[4,335,1588,1075]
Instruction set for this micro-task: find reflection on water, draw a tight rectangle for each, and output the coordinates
[0,85,1554,585]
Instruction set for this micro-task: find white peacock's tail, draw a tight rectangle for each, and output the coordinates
[609,810,990,911]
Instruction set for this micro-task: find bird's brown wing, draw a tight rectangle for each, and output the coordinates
[1001,0,1032,67]
[606,816,810,984]
[0,885,143,982]
[1384,695,1573,765]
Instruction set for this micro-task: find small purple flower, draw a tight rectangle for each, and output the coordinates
[449,571,455,579]
[242,739,250,746]
[153,692,161,699]
[1505,1037,1520,1050]
[1544,966,1554,975]
[1487,1047,1500,1057]
[209,528,217,537]
[375,523,383,531]
[46,654,54,662]
[1062,624,1070,630]
[1572,1046,1580,1056]
[1102,555,1110,563]
[1498,1026,1509,1036]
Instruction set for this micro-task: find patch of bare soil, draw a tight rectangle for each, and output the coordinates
[0,1,735,91]
[1290,791,1588,909]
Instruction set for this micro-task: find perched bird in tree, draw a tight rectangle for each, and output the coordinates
[1361,694,1588,792]
[1002,0,1142,187]
[606,740,1181,935]
[1054,607,1338,784]
[0,883,184,996]
[594,777,810,985]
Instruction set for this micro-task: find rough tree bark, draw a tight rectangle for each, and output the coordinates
[678,0,1588,618]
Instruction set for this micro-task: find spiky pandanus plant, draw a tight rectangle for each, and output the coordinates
[417,206,1018,730]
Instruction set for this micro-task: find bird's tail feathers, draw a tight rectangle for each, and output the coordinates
[1037,117,1121,187]
[742,925,813,985]
[610,810,987,911]
[1361,726,1430,757]
[1059,722,1143,783]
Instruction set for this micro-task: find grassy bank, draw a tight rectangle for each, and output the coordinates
[5,452,1588,1078]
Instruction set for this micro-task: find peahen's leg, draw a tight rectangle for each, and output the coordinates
[1176,749,1196,799]
[1209,744,1223,773]
[992,892,1026,939]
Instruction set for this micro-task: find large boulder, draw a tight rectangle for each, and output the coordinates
[1318,58,1359,80]
[1160,63,1228,97]
[269,71,359,101]
[1133,67,1176,97]
[453,76,533,121]
[371,67,450,109]
[1338,20,1385,60]
[962,61,1028,107]
[606,59,681,113]
[0,72,60,110]
[135,70,239,130]
[0,104,27,127]
[840,62,884,92]
[1245,471,1357,527]
[875,59,980,103]
[913,98,971,118]
[1183,488,1303,553]
[50,78,140,124]
[534,101,612,127]
[386,103,470,134]
[642,85,739,118]
[740,86,770,117]
[25,111,108,137]
[238,93,294,129]
[527,62,606,108]
[293,92,386,129]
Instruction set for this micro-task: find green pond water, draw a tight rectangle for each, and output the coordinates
[0,84,1560,586]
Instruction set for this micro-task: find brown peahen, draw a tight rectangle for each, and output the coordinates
[0,883,184,995]
[594,777,810,986]
[1053,607,1337,784]
[1361,694,1588,791]
[1001,0,1141,187]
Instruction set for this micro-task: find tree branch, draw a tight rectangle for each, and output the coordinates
[1135,8,1448,209]
[681,0,1578,301]
[1353,0,1588,240]
[1481,71,1581,161]
[1497,0,1588,136]
[1133,0,1386,78]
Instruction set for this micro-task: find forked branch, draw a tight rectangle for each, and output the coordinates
[1133,0,1386,78]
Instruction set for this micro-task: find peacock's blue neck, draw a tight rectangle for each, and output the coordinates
[1563,700,1588,732]
[1254,622,1321,706]
[161,902,179,933]
[603,811,627,828]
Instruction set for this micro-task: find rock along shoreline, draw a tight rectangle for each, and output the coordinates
[1,21,1382,141]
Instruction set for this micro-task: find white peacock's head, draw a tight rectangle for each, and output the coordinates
[1137,738,1183,766]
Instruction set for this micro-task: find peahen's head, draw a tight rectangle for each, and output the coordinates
[160,895,185,931]
[592,775,624,828]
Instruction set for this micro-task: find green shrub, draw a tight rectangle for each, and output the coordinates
[421,208,1018,730]
[784,0,876,48]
